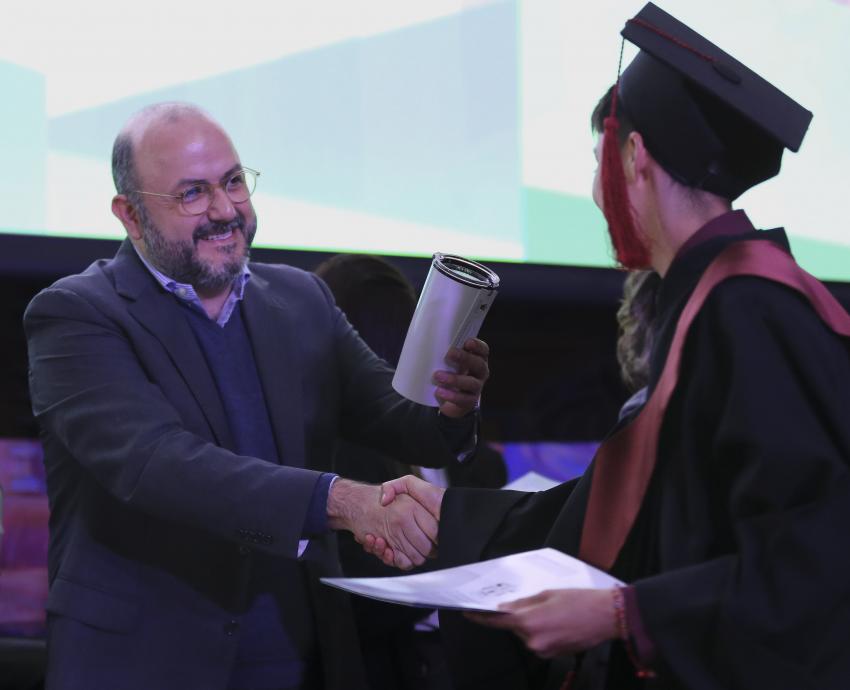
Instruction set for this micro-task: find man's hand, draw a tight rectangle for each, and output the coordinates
[434,337,489,417]
[326,478,439,570]
[465,588,619,658]
[380,474,445,516]
[359,475,446,566]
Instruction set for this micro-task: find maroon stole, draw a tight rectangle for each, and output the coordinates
[579,239,850,571]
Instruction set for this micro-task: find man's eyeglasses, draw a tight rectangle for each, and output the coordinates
[133,168,260,216]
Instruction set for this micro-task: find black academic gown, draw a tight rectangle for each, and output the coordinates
[438,212,850,690]
[335,441,508,690]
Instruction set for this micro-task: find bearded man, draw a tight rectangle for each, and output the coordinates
[24,102,490,690]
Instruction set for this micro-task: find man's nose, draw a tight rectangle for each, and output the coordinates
[206,185,236,220]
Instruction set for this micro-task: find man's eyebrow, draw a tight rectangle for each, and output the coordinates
[172,165,243,189]
[219,164,243,181]
[173,177,208,189]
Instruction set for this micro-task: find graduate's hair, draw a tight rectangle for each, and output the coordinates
[591,84,635,146]
[616,269,662,393]
[314,254,417,367]
[593,84,730,217]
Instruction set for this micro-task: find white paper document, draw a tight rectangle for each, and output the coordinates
[321,548,623,613]
[502,471,561,492]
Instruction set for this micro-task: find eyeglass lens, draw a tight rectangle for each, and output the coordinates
[182,169,258,214]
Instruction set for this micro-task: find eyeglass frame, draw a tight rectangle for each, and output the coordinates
[131,167,260,216]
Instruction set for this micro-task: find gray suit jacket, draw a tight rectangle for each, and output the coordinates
[24,241,463,690]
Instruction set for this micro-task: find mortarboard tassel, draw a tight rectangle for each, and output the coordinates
[601,39,652,270]
[602,80,650,270]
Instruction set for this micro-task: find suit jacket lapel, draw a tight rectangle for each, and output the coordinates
[109,241,235,451]
[241,271,306,468]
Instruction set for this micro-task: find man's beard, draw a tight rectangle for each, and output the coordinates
[137,204,257,294]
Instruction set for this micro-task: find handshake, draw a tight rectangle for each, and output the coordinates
[327,475,446,570]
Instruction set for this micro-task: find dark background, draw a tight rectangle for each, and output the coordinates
[0,232,632,444]
[4,232,850,444]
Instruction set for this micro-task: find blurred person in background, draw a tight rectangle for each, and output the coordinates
[316,253,506,690]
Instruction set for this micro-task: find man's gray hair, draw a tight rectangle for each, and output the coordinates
[111,132,137,196]
[110,102,213,196]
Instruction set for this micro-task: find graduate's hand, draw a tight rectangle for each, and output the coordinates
[465,589,619,658]
[326,478,438,570]
[433,337,490,417]
[359,475,446,567]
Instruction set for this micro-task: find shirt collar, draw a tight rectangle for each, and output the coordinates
[131,243,251,327]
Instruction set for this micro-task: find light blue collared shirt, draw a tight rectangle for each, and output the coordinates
[132,244,251,327]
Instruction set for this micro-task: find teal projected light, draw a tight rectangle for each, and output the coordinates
[1,0,848,279]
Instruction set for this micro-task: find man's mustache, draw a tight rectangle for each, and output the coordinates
[193,216,245,243]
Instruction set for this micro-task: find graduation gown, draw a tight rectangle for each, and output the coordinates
[438,211,850,690]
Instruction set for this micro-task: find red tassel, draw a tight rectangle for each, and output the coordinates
[601,90,651,269]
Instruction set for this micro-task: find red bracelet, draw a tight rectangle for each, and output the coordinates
[612,587,657,680]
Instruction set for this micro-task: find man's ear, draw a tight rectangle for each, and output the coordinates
[112,195,143,240]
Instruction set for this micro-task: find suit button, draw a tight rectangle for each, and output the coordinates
[238,545,250,556]
[224,620,240,636]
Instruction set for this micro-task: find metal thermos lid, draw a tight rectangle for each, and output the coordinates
[432,253,500,290]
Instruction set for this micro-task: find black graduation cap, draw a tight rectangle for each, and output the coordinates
[617,2,813,200]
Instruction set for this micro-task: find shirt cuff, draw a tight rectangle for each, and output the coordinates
[302,472,337,538]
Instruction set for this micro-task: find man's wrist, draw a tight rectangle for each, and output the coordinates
[326,478,353,531]
[326,478,377,532]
